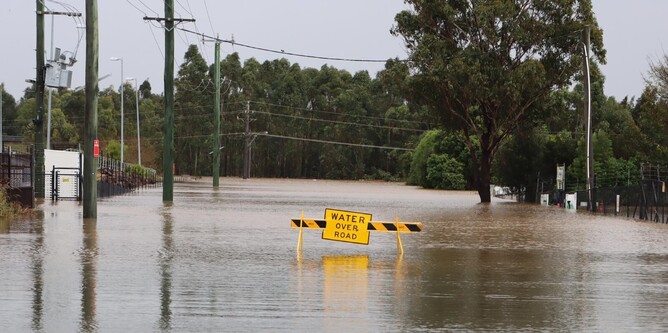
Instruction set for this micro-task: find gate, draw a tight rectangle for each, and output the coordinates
[45,149,82,201]
[51,167,81,200]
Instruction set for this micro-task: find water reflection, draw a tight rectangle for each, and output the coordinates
[3,179,668,331]
[322,255,370,331]
[30,215,44,332]
[80,219,98,331]
[159,203,174,331]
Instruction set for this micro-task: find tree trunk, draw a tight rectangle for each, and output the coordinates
[476,149,492,203]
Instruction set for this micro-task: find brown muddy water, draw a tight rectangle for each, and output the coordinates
[1,178,668,332]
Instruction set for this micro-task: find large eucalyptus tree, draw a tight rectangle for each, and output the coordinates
[393,0,605,202]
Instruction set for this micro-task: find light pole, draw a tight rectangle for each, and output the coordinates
[125,77,141,165]
[582,27,594,211]
[110,56,124,164]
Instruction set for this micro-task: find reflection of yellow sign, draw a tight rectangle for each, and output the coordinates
[322,208,371,245]
[322,255,370,331]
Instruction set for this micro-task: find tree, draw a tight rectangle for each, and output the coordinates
[139,80,152,99]
[646,53,668,99]
[392,0,605,202]
[633,87,668,163]
[426,153,466,190]
[408,129,471,188]
[1,84,18,136]
[175,45,213,176]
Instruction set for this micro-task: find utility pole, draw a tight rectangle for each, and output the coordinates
[35,0,46,198]
[144,7,194,201]
[583,26,594,211]
[47,14,54,150]
[243,101,250,179]
[162,0,175,201]
[213,40,221,187]
[83,0,99,218]
[133,78,141,165]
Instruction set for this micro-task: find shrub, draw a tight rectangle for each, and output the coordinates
[426,154,466,190]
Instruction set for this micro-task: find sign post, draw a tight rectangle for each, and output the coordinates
[292,209,422,252]
[322,208,371,245]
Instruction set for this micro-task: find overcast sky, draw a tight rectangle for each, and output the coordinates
[2,0,668,102]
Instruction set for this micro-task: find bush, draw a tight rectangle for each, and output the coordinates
[105,140,126,161]
[0,185,32,218]
[426,154,466,190]
[126,163,149,177]
[407,130,441,185]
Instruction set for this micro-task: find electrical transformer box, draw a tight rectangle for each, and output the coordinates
[45,62,73,88]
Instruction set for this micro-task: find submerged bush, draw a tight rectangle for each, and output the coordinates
[0,185,32,219]
[426,154,466,190]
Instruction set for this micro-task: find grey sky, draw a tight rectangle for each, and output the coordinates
[2,0,667,102]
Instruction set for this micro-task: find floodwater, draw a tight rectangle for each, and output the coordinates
[2,178,668,332]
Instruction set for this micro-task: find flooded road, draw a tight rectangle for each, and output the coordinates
[2,178,668,332]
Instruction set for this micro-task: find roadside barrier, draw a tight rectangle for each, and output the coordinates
[292,208,422,254]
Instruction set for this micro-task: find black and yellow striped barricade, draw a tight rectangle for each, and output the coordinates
[292,209,422,254]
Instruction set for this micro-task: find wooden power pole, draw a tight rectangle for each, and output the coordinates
[213,41,221,187]
[141,1,194,201]
[83,0,99,218]
[35,0,46,198]
[162,0,175,201]
[243,101,251,179]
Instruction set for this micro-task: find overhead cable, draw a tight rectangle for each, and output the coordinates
[176,27,408,64]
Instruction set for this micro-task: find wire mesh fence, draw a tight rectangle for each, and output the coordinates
[538,164,668,223]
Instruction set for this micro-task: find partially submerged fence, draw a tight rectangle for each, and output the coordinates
[0,149,34,207]
[0,146,161,205]
[539,164,668,223]
[97,154,159,198]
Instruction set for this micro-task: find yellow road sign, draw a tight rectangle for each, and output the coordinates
[322,208,371,245]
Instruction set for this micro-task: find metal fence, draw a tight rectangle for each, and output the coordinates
[539,164,668,223]
[97,154,159,198]
[0,149,34,207]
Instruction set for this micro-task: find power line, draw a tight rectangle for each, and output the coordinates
[251,110,426,133]
[261,133,414,151]
[132,0,159,16]
[124,0,148,16]
[176,27,409,64]
[201,0,216,37]
[250,100,430,126]
[137,132,415,152]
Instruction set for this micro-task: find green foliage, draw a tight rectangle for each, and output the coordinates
[50,107,80,144]
[494,129,544,193]
[408,130,441,185]
[0,187,15,218]
[105,141,125,160]
[408,129,470,188]
[426,154,466,190]
[0,184,30,219]
[15,26,668,194]
[175,45,215,176]
[393,0,605,202]
[125,163,150,177]
[15,98,36,141]
[632,87,668,163]
[567,129,637,188]
[0,84,18,136]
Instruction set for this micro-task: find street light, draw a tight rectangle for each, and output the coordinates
[125,77,141,165]
[110,56,124,164]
